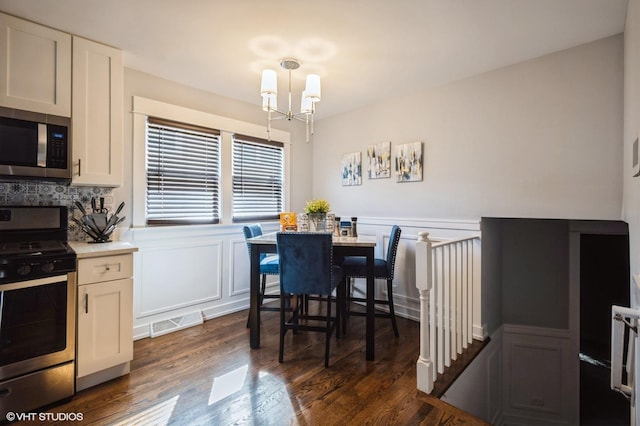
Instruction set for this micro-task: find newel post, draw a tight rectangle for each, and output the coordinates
[415,231,435,393]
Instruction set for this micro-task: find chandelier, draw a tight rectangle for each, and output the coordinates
[260,58,321,142]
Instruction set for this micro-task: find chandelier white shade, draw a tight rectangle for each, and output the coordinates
[260,58,321,141]
[300,91,312,114]
[304,74,321,101]
[260,69,277,96]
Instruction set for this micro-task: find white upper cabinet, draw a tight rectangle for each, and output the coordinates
[71,36,123,187]
[0,13,72,117]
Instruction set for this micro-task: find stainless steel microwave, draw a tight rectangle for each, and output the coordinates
[0,107,71,181]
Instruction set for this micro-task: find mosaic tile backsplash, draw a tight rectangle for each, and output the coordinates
[0,179,115,242]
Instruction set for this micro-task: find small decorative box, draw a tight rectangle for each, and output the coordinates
[279,212,297,231]
[297,213,310,231]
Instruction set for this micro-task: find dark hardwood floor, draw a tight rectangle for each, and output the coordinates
[24,305,489,425]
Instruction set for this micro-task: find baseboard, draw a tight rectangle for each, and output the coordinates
[76,362,130,392]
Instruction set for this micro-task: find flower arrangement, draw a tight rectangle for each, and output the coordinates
[305,199,331,214]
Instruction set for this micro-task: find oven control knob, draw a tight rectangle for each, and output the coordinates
[42,262,55,273]
[17,264,31,276]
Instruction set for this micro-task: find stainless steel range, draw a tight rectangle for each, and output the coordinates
[0,206,77,417]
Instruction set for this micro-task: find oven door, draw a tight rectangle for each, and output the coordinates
[0,273,76,382]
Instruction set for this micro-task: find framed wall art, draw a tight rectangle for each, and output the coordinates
[341,151,362,186]
[367,141,391,179]
[395,141,423,182]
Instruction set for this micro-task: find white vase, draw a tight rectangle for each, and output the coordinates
[308,213,327,232]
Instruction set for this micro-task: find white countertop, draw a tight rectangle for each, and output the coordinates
[69,241,138,259]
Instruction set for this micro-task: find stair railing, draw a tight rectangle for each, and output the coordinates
[416,231,481,394]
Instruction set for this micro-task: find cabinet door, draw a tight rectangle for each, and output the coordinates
[77,278,133,378]
[0,13,71,116]
[72,36,123,186]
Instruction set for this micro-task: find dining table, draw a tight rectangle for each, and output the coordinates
[247,232,378,361]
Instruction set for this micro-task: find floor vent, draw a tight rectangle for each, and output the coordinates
[150,311,204,338]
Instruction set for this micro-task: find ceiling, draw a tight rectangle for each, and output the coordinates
[0,0,629,120]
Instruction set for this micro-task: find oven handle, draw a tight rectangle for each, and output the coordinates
[0,274,71,291]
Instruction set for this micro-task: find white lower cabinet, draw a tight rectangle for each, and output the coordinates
[73,244,136,391]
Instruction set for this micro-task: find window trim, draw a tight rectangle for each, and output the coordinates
[132,96,290,228]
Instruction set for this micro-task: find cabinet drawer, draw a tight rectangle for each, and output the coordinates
[78,254,133,285]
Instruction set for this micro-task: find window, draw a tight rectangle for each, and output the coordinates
[132,96,290,227]
[146,117,221,224]
[232,134,284,221]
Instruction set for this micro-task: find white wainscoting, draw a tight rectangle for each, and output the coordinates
[128,222,274,339]
[126,217,480,340]
[138,239,223,317]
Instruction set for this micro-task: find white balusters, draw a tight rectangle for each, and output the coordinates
[416,232,480,394]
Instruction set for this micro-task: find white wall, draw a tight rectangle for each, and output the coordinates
[313,35,623,223]
[623,0,640,306]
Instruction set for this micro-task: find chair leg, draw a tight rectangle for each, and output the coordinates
[260,273,267,305]
[325,294,332,368]
[339,277,347,336]
[291,294,303,335]
[336,278,345,338]
[387,279,399,338]
[345,277,352,317]
[279,291,287,363]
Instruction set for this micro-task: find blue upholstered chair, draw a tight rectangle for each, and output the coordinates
[244,224,280,326]
[341,225,401,337]
[277,232,344,367]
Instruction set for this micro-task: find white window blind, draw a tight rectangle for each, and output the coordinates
[232,135,284,221]
[146,117,221,224]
